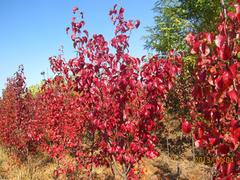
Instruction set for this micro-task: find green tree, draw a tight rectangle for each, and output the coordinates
[145,0,224,52]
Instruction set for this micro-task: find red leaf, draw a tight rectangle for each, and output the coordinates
[72,7,79,14]
[222,71,233,86]
[66,27,70,34]
[204,32,214,44]
[227,12,236,20]
[233,128,240,139]
[218,144,229,155]
[126,21,134,29]
[119,7,124,15]
[219,163,227,176]
[185,33,195,45]
[229,62,238,78]
[209,137,218,146]
[216,71,233,90]
[227,162,235,175]
[198,128,204,139]
[181,119,192,134]
[146,150,159,158]
[215,35,226,48]
[169,49,174,56]
[199,43,210,56]
[228,90,238,103]
[195,139,204,148]
[190,41,200,54]
[219,44,230,60]
[235,3,240,14]
[83,30,89,37]
[135,20,140,28]
[141,55,146,62]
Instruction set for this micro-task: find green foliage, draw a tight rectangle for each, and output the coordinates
[145,0,224,52]
[28,83,41,96]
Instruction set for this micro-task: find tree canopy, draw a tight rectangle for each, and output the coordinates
[145,0,225,52]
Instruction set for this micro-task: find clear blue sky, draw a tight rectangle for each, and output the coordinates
[0,0,156,92]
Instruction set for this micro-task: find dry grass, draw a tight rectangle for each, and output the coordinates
[0,147,57,180]
[141,152,212,180]
[0,145,210,180]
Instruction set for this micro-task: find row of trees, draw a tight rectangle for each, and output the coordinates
[0,1,239,179]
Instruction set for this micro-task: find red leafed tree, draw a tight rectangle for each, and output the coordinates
[31,5,182,179]
[185,1,240,178]
[0,65,35,159]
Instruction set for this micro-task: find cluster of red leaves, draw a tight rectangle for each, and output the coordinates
[183,1,240,179]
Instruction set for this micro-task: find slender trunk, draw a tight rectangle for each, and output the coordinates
[220,0,230,45]
[122,164,128,180]
[111,155,122,178]
[89,131,95,180]
[167,137,170,156]
[191,133,195,162]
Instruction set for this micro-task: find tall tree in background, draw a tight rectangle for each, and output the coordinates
[145,0,224,52]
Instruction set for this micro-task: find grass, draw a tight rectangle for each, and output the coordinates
[0,144,211,180]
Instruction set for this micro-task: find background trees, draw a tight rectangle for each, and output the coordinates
[145,0,225,52]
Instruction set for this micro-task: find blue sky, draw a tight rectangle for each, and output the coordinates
[0,0,156,92]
